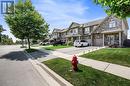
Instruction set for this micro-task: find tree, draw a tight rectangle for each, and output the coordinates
[94,0,130,18]
[5,0,49,49]
[1,35,14,45]
[0,25,4,43]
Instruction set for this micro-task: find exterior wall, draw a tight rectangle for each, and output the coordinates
[93,16,125,46]
[121,20,128,44]
[93,34,103,46]
[104,33,119,45]
[60,32,67,42]
[122,32,127,45]
[51,16,128,46]
[94,16,122,33]
[66,27,79,37]
[82,36,92,45]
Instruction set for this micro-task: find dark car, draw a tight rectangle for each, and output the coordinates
[52,40,65,46]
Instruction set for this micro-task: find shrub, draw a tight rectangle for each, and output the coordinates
[67,41,73,46]
[123,39,130,47]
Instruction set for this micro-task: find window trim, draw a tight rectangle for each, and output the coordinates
[109,20,116,28]
[85,27,90,34]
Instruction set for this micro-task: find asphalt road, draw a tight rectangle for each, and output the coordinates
[0,45,48,86]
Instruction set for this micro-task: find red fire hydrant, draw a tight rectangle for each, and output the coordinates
[71,55,78,71]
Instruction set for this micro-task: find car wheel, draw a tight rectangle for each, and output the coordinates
[81,44,83,47]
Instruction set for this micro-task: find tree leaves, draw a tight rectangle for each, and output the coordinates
[93,0,130,18]
[4,0,49,48]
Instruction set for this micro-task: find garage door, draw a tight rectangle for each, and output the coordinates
[94,39,103,46]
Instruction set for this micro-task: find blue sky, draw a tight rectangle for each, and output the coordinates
[0,0,130,42]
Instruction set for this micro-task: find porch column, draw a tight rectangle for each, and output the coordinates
[91,35,93,46]
[79,36,81,40]
[103,33,104,46]
[119,32,121,47]
[66,37,68,43]
[71,37,73,42]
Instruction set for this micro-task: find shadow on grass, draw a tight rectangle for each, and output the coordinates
[76,69,83,72]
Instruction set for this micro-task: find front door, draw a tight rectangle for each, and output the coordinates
[105,35,115,45]
[109,35,114,45]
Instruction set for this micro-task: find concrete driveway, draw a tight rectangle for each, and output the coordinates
[55,46,101,55]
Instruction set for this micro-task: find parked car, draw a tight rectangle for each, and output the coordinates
[52,40,65,46]
[74,40,89,47]
[39,42,43,45]
[39,42,50,45]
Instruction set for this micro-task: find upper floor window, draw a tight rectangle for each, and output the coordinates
[109,20,116,28]
[70,30,73,33]
[73,29,78,34]
[85,27,90,34]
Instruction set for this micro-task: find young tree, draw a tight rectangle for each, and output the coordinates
[1,35,14,45]
[5,0,49,49]
[0,25,4,43]
[94,0,130,18]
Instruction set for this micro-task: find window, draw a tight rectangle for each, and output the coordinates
[85,27,90,34]
[115,34,119,40]
[70,30,73,33]
[109,20,116,28]
[73,29,78,34]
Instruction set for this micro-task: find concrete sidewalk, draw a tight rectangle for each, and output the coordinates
[32,46,130,80]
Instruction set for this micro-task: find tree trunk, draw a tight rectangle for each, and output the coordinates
[0,33,1,43]
[21,39,24,47]
[27,38,30,50]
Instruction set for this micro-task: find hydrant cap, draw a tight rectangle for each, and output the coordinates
[73,55,77,59]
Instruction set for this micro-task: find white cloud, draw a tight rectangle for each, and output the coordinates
[33,0,89,31]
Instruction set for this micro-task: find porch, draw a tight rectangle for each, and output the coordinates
[103,32,122,47]
[66,36,81,43]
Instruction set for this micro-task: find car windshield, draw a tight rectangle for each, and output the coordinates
[81,40,86,42]
[75,40,79,42]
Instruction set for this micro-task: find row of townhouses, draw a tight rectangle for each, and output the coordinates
[50,15,129,46]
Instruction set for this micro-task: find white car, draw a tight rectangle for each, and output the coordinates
[74,40,89,47]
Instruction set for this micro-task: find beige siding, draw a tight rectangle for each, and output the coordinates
[94,39,103,46]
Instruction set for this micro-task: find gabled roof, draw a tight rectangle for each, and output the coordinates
[52,28,61,33]
[52,15,128,34]
[91,16,110,33]
[52,28,68,33]
[82,19,104,27]
[60,29,68,32]
[69,22,80,29]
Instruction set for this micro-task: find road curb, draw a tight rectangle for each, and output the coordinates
[24,50,73,86]
[38,62,73,86]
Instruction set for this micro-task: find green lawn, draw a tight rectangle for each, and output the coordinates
[80,48,130,67]
[25,48,38,53]
[43,58,130,86]
[43,45,72,50]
